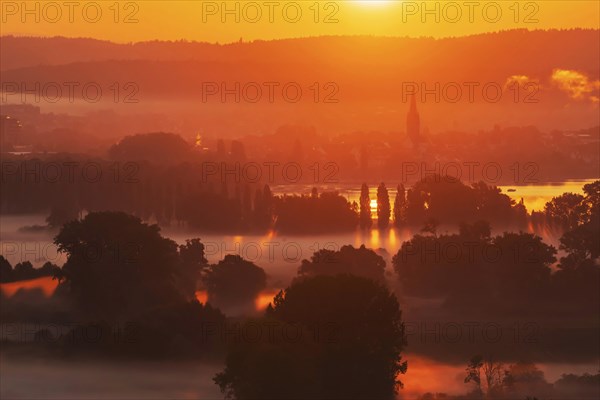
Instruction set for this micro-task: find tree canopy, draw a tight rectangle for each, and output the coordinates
[54,211,193,319]
[215,274,407,400]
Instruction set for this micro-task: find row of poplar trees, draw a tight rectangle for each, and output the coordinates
[359,183,406,229]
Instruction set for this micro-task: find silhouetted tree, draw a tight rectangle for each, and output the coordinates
[0,258,59,282]
[514,198,528,229]
[502,362,552,399]
[38,261,59,277]
[54,211,190,320]
[459,220,491,240]
[178,238,209,294]
[252,185,273,231]
[420,218,439,236]
[274,192,358,234]
[554,372,600,399]
[558,180,600,262]
[0,256,13,282]
[127,300,227,358]
[405,188,426,225]
[377,182,391,229]
[251,189,262,228]
[393,225,557,314]
[464,355,505,398]
[164,183,174,225]
[393,184,406,227]
[400,177,524,229]
[108,132,192,164]
[544,192,586,232]
[59,299,227,359]
[551,181,600,314]
[263,184,273,214]
[242,185,253,226]
[215,274,407,399]
[359,183,372,229]
[471,181,516,227]
[297,244,386,283]
[481,356,504,396]
[464,355,484,394]
[202,254,266,311]
[14,261,35,278]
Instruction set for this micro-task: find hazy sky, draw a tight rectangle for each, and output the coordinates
[1,1,599,43]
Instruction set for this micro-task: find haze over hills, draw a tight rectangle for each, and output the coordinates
[1,29,599,136]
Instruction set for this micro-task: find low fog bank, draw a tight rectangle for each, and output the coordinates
[0,356,222,399]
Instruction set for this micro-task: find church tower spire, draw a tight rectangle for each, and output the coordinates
[406,94,421,147]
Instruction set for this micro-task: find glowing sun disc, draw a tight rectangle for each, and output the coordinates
[355,0,395,6]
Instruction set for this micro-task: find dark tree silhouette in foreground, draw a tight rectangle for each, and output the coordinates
[552,180,600,313]
[544,192,587,232]
[202,254,266,311]
[297,244,386,283]
[61,299,226,359]
[54,211,192,320]
[393,222,558,313]
[214,274,407,399]
[177,238,209,296]
[558,180,600,262]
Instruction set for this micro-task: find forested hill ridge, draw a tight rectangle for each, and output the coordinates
[2,29,598,72]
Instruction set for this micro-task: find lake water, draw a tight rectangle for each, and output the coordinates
[271,179,597,213]
[3,179,595,272]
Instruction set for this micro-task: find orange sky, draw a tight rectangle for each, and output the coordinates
[1,1,599,43]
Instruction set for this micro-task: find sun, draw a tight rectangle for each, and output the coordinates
[354,0,395,7]
[370,199,378,211]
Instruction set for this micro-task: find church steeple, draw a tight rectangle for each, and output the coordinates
[409,93,418,114]
[406,94,421,147]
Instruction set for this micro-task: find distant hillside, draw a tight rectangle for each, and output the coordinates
[2,30,598,101]
[1,30,598,135]
[1,29,598,72]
